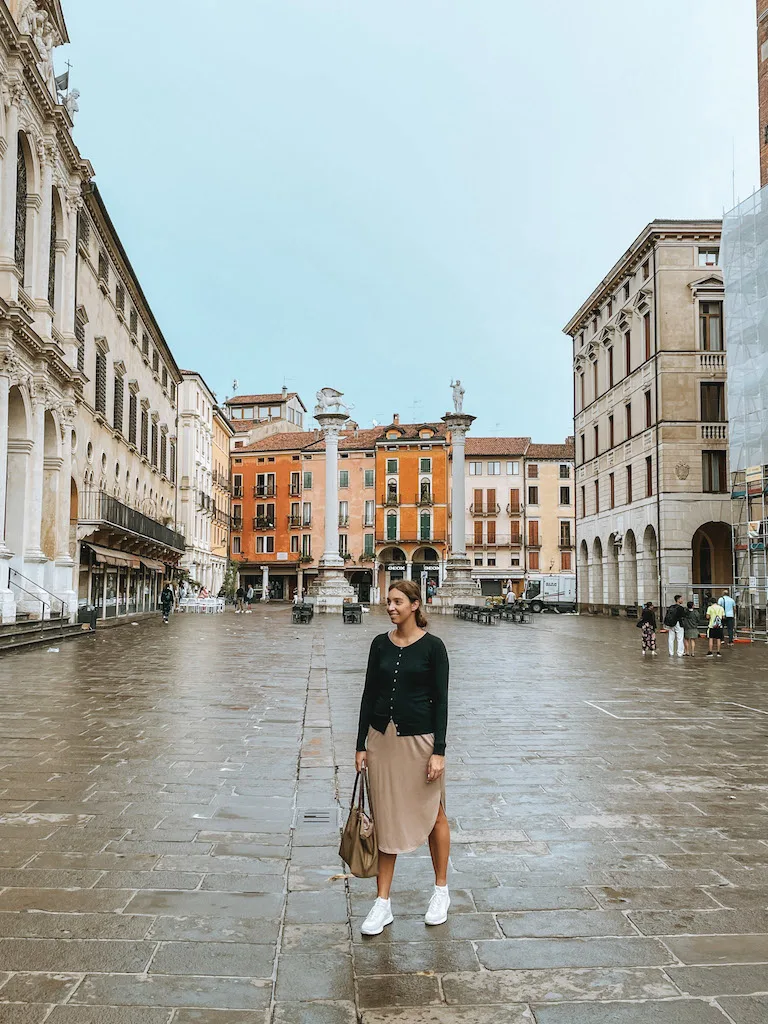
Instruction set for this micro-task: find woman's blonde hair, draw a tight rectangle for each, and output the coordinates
[388,579,428,628]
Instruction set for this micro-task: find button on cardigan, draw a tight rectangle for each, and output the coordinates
[356,631,449,755]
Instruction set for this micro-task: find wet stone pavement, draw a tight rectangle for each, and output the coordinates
[1,612,768,1022]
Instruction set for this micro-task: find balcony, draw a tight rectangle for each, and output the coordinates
[470,503,501,517]
[467,534,517,549]
[338,516,350,528]
[382,494,400,507]
[254,486,277,498]
[79,490,186,552]
[701,422,727,441]
[290,486,302,497]
[527,535,542,548]
[416,492,434,506]
[288,515,302,528]
[559,537,574,548]
[232,516,243,531]
[197,490,213,513]
[233,486,244,498]
[507,503,522,516]
[699,351,726,372]
[253,516,276,530]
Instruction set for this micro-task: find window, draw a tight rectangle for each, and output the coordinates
[302,502,312,526]
[386,458,399,474]
[529,551,540,570]
[95,350,107,415]
[140,409,148,458]
[487,557,496,567]
[487,461,501,475]
[528,464,538,478]
[291,535,300,553]
[232,536,241,554]
[386,511,397,541]
[698,247,719,267]
[339,469,349,488]
[169,440,176,483]
[75,314,85,373]
[580,484,586,519]
[579,374,585,410]
[642,259,650,280]
[702,450,728,492]
[528,486,539,505]
[364,500,375,526]
[152,349,159,375]
[559,486,571,506]
[561,551,572,571]
[594,479,600,514]
[625,402,632,438]
[560,521,571,546]
[290,471,301,496]
[580,434,585,464]
[160,433,167,477]
[608,414,614,448]
[162,366,168,390]
[624,331,631,375]
[593,359,599,400]
[113,373,124,433]
[302,534,312,558]
[474,556,483,567]
[609,472,615,509]
[593,423,599,457]
[644,314,652,361]
[646,455,653,497]
[339,534,348,557]
[468,462,483,475]
[129,308,138,336]
[115,282,125,313]
[98,251,109,286]
[419,511,431,541]
[626,464,633,504]
[608,299,613,318]
[624,281,630,301]
[700,301,723,351]
[339,500,349,525]
[645,390,652,428]
[701,382,725,422]
[364,533,374,555]
[528,521,539,546]
[233,474,243,497]
[141,332,149,359]
[474,520,484,545]
[608,347,614,388]
[151,423,158,468]
[364,468,374,487]
[593,316,598,333]
[419,458,432,473]
[509,488,520,513]
[303,471,313,490]
[507,461,520,475]
[487,520,496,544]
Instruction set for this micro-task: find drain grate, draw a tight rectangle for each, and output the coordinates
[300,809,334,825]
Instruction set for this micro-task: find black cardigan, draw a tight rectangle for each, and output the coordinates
[356,631,449,755]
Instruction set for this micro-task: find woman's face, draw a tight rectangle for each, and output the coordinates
[387,589,418,625]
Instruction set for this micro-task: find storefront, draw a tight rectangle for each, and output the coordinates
[78,545,176,620]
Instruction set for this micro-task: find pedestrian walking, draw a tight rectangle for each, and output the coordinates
[245,585,254,613]
[718,591,737,645]
[638,601,657,655]
[355,580,450,936]
[663,595,686,657]
[682,600,700,657]
[706,599,725,657]
[505,588,516,605]
[160,582,174,624]
[235,585,245,613]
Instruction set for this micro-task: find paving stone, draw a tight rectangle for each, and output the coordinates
[663,934,768,965]
[354,939,480,975]
[530,1000,731,1023]
[497,910,635,937]
[282,923,350,951]
[357,975,441,1008]
[46,1009,174,1023]
[0,973,80,1002]
[352,913,501,941]
[0,911,152,939]
[146,915,279,944]
[273,1002,358,1024]
[630,909,768,935]
[0,889,135,913]
[360,1009,533,1024]
[441,968,681,1004]
[475,937,673,970]
[275,952,354,1001]
[171,1012,267,1024]
[717,995,768,1023]
[95,871,205,890]
[73,974,271,1009]
[0,938,154,972]
[588,887,722,911]
[472,887,598,912]
[0,1007,52,1024]
[285,891,349,924]
[150,941,274,977]
[124,891,284,918]
[668,964,768,995]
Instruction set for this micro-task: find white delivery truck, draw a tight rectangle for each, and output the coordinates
[524,573,577,613]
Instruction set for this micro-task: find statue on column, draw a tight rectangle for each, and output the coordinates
[450,379,465,413]
[314,387,354,416]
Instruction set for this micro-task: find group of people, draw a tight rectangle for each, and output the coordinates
[235,585,255,613]
[638,592,737,658]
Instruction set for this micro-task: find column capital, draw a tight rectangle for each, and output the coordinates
[2,76,24,111]
[315,411,349,438]
[441,412,476,441]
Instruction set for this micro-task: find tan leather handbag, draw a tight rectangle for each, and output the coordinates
[339,770,379,878]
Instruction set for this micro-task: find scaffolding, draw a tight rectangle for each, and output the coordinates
[722,187,768,636]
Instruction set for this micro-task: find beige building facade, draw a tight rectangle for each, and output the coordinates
[564,220,732,615]
[212,405,233,594]
[226,389,307,451]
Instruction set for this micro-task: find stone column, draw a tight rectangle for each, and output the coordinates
[434,410,480,610]
[33,139,55,339]
[60,192,81,368]
[308,395,354,612]
[55,408,76,618]
[406,561,413,581]
[0,79,22,300]
[261,565,269,603]
[24,389,46,571]
[0,372,14,621]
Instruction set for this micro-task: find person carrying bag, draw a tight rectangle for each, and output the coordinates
[339,769,379,879]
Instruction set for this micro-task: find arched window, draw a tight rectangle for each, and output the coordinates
[48,190,57,310]
[15,136,27,276]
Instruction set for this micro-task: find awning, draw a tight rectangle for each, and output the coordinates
[85,543,141,569]
[139,556,166,572]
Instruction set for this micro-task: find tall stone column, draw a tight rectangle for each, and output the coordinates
[0,371,14,622]
[55,407,76,618]
[24,388,47,572]
[434,393,480,610]
[60,192,81,368]
[261,565,269,603]
[33,139,55,338]
[0,79,22,301]
[308,389,354,612]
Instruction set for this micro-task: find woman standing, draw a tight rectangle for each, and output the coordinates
[639,601,657,655]
[355,580,449,936]
[682,600,700,657]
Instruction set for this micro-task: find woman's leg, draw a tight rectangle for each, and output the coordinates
[428,804,450,887]
[377,853,397,899]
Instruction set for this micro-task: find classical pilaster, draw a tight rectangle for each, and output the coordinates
[0,78,23,300]
[59,191,81,366]
[0,371,14,622]
[24,386,47,568]
[33,138,56,338]
[434,409,481,610]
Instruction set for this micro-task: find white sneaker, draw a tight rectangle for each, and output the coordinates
[361,897,393,936]
[425,885,450,925]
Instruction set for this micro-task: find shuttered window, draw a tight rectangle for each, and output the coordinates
[169,440,176,482]
[113,374,124,433]
[128,392,137,446]
[141,409,148,457]
[115,282,125,313]
[151,423,158,467]
[160,433,167,477]
[95,351,107,414]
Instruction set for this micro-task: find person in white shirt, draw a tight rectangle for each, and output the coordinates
[717,592,736,645]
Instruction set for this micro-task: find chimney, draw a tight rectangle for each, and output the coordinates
[393,413,400,425]
[282,386,287,398]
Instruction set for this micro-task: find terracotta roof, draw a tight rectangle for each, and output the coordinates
[228,393,299,405]
[466,437,531,456]
[375,422,448,441]
[238,427,383,454]
[527,441,575,459]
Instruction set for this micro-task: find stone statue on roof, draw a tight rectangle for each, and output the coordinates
[450,379,465,414]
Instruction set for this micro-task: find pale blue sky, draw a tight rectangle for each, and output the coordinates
[60,0,758,438]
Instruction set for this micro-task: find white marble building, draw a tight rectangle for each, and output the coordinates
[178,371,216,591]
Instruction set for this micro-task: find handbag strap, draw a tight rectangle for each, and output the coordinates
[361,767,374,818]
[349,770,361,811]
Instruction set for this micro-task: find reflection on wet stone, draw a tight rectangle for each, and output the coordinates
[1,611,768,1019]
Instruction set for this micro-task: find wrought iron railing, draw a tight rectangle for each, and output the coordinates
[79,490,186,551]
[9,568,69,624]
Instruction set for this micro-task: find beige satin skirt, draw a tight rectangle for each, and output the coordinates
[366,721,446,855]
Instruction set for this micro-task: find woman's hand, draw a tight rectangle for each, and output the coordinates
[427,754,445,783]
[355,750,367,773]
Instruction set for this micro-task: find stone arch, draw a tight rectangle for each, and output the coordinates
[591,536,604,607]
[15,131,38,290]
[49,186,67,315]
[6,384,31,559]
[605,532,620,607]
[623,529,638,607]
[640,524,658,605]
[578,538,589,606]
[692,521,733,592]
